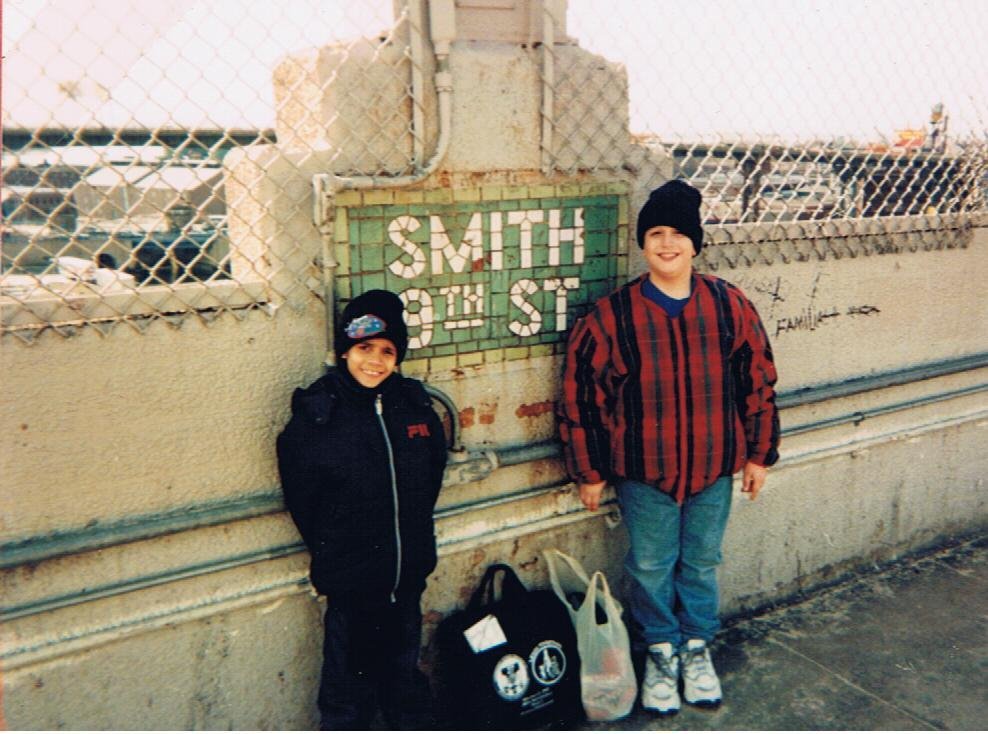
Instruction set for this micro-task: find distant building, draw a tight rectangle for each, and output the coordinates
[73,162,225,231]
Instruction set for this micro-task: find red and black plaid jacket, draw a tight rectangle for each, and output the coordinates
[558,273,780,504]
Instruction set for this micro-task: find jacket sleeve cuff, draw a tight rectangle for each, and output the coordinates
[747,446,779,468]
[575,469,604,485]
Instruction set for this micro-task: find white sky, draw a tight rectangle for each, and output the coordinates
[3,0,986,143]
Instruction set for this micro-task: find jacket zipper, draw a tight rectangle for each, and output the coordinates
[375,394,402,603]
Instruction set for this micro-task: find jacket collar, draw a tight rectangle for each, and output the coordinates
[291,368,400,425]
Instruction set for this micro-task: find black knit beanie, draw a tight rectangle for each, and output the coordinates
[635,180,704,255]
[334,289,409,364]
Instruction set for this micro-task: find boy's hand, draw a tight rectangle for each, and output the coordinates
[578,480,607,511]
[741,461,767,500]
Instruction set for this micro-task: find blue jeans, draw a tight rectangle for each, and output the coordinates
[616,476,733,649]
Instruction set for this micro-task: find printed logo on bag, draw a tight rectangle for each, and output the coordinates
[492,653,530,701]
[528,640,567,686]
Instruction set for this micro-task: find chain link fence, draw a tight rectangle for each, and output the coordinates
[3,0,986,341]
[2,0,409,341]
[556,0,987,266]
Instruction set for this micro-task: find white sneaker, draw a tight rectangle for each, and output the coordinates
[680,639,722,707]
[641,642,680,715]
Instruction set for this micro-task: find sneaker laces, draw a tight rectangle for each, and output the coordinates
[681,645,714,681]
[646,650,678,682]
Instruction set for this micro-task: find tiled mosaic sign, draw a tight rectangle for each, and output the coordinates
[339,184,625,361]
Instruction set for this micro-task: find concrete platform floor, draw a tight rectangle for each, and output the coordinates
[580,534,987,731]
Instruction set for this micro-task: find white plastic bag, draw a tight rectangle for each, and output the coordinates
[545,549,637,721]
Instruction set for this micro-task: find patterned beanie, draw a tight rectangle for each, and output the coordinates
[334,289,409,364]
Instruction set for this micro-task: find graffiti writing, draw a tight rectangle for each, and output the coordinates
[775,304,881,336]
[751,276,786,305]
[847,304,881,317]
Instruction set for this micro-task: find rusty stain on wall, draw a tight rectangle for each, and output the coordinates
[515,401,554,419]
[479,406,497,425]
[458,403,498,428]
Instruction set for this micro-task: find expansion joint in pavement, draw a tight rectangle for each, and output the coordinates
[766,637,944,730]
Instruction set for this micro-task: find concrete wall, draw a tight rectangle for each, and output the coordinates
[3,5,987,730]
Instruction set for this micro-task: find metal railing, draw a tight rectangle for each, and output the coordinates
[552,0,986,237]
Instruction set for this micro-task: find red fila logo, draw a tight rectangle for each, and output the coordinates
[407,423,430,438]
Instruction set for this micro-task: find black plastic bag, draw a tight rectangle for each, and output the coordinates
[435,563,583,729]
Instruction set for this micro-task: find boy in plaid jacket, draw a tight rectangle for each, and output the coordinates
[558,180,780,714]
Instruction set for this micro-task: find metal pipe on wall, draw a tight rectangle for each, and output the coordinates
[4,353,986,571]
[312,0,456,365]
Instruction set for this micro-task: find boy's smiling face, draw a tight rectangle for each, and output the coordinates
[643,224,695,286]
[343,338,398,388]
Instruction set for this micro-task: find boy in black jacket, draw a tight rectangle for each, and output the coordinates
[276,289,448,730]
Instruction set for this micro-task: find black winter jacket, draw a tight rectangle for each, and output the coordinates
[276,368,448,604]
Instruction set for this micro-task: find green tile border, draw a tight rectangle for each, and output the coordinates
[333,182,626,364]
